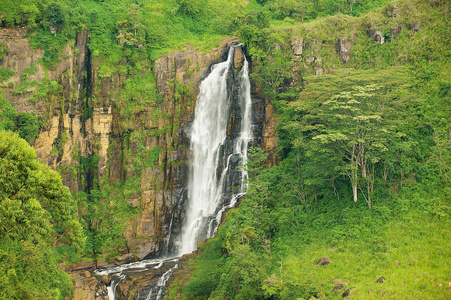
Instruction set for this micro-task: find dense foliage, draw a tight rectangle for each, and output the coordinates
[0,131,84,299]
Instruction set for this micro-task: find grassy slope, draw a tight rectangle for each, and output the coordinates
[277,204,451,299]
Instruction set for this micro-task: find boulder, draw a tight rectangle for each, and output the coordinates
[101,275,111,285]
[342,287,356,298]
[84,271,91,278]
[332,279,348,285]
[315,257,331,265]
[332,284,344,292]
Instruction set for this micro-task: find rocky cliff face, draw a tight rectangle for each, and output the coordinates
[0,29,276,265]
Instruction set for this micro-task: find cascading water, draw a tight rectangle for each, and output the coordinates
[95,45,253,300]
[178,45,253,255]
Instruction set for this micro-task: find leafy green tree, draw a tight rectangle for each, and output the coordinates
[0,92,17,131]
[44,3,66,31]
[15,113,41,144]
[301,85,395,207]
[0,130,84,299]
[116,4,145,48]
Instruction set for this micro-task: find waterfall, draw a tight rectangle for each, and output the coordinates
[96,44,253,300]
[178,46,253,255]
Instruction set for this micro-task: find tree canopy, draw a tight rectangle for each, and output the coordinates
[0,130,84,299]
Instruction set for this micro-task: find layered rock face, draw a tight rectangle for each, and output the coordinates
[0,30,275,263]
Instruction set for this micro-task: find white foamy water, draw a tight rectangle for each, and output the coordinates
[178,46,253,255]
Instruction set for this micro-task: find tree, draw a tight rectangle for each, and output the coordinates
[116,4,145,48]
[0,130,84,299]
[15,113,40,144]
[44,3,66,32]
[302,85,394,207]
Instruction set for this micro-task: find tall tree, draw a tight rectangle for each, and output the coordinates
[0,130,84,299]
[302,85,394,207]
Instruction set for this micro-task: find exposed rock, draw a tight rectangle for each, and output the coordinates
[305,57,315,65]
[84,271,91,278]
[315,67,324,76]
[342,287,356,298]
[336,39,354,64]
[101,275,111,285]
[95,259,114,269]
[332,284,344,292]
[292,39,303,56]
[368,30,385,44]
[332,279,348,285]
[315,257,331,265]
[376,276,387,283]
[234,45,245,68]
[110,253,133,265]
[72,272,98,300]
[95,285,109,299]
[60,261,96,273]
[261,96,279,166]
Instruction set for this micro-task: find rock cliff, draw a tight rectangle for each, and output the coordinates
[0,29,276,265]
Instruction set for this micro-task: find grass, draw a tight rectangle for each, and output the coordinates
[281,212,451,299]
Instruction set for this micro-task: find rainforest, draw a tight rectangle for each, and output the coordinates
[0,0,450,299]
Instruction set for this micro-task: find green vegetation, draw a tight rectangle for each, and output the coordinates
[0,43,9,61]
[1,0,450,298]
[167,0,451,299]
[0,67,15,82]
[0,92,41,144]
[0,130,84,299]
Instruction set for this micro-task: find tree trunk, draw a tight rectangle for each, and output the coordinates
[353,183,358,203]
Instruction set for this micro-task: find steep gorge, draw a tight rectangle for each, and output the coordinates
[0,29,278,268]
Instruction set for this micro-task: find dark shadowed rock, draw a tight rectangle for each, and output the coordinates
[332,284,344,292]
[342,287,356,297]
[315,257,331,265]
[376,276,387,283]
